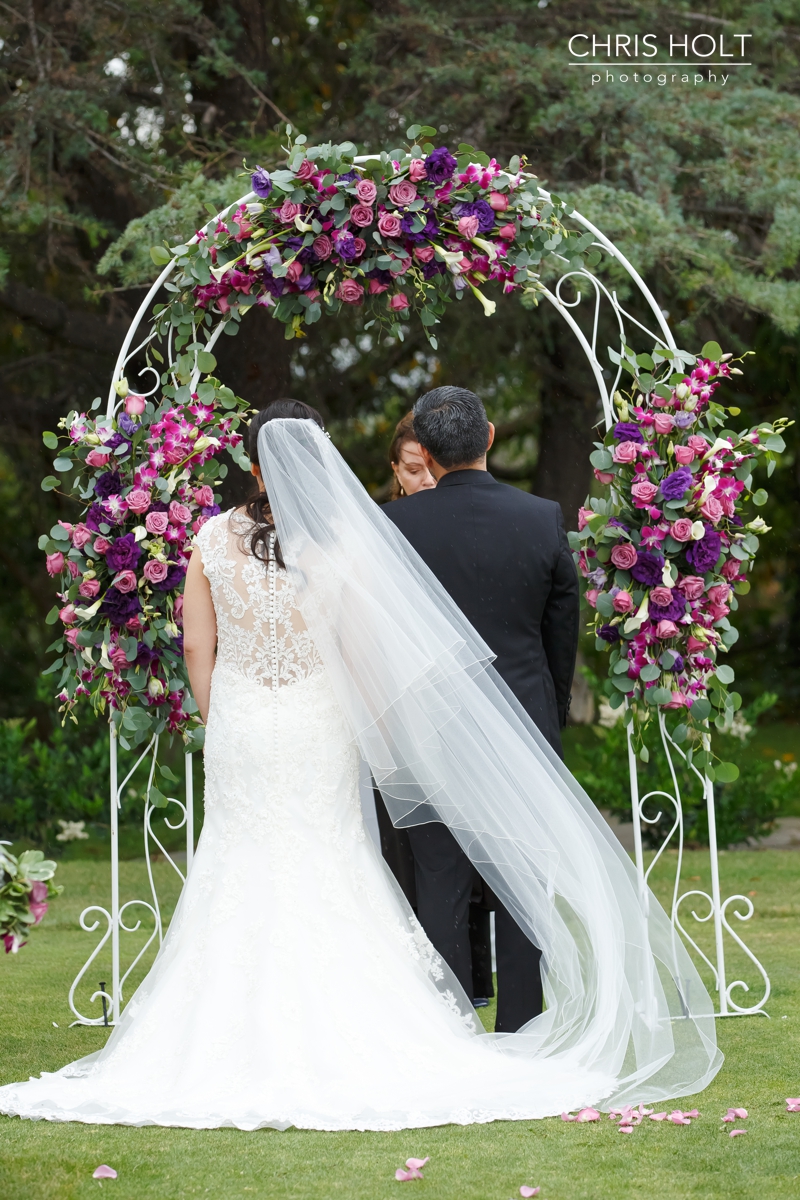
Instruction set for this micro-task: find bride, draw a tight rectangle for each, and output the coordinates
[0,401,721,1131]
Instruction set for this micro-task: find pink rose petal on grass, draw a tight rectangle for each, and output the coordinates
[520,1187,540,1197]
[729,1129,747,1138]
[619,1124,634,1133]
[649,1112,668,1121]
[668,1111,692,1124]
[786,1098,800,1112]
[395,1157,428,1181]
[722,1107,748,1122]
[92,1165,118,1179]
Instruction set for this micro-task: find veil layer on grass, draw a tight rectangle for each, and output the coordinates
[258,417,722,1108]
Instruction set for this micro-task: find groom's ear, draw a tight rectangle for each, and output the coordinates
[419,444,438,473]
[486,422,495,453]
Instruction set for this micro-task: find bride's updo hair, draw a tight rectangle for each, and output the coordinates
[244,398,325,566]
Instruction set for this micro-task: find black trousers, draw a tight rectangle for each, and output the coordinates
[374,790,494,1000]
[406,821,543,1033]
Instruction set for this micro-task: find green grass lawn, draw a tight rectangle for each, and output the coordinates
[2,853,800,1200]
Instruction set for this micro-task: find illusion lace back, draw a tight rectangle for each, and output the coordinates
[0,510,612,1131]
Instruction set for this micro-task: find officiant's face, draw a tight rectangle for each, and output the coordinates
[392,441,436,495]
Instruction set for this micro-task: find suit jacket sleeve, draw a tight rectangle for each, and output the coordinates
[540,504,580,728]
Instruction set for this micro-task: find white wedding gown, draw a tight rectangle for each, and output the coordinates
[0,511,610,1131]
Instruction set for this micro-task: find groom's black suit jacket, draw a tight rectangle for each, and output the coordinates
[385,470,579,754]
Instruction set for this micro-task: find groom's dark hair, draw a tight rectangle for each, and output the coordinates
[412,387,489,468]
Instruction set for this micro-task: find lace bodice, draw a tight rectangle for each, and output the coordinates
[194,509,324,688]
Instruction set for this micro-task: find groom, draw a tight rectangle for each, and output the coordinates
[384,386,579,1032]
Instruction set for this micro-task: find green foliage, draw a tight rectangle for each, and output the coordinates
[571,682,798,848]
[0,720,109,849]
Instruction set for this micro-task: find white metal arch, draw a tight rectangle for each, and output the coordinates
[72,172,768,1027]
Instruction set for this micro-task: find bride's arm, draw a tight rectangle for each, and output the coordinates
[183,550,217,724]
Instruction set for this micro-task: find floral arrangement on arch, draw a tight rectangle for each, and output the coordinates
[40,375,250,749]
[0,843,61,954]
[149,125,599,345]
[571,339,791,780]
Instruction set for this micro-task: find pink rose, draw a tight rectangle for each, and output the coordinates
[577,507,594,532]
[389,254,411,276]
[707,583,731,605]
[169,501,192,526]
[313,234,332,260]
[653,413,674,435]
[295,158,317,181]
[708,602,730,622]
[687,634,706,652]
[650,586,673,607]
[497,223,516,241]
[585,588,599,608]
[674,445,695,465]
[656,620,680,639]
[286,260,303,282]
[353,237,366,258]
[113,569,138,594]
[389,181,417,207]
[368,278,389,295]
[489,191,509,211]
[124,393,147,416]
[407,160,427,183]
[665,691,690,710]
[59,604,77,625]
[145,511,169,535]
[71,522,93,549]
[85,449,111,468]
[687,434,709,455]
[610,543,638,570]
[413,245,435,263]
[721,559,740,581]
[378,211,402,238]
[457,215,480,239]
[78,578,101,599]
[356,178,378,203]
[143,560,168,584]
[670,518,694,542]
[191,515,208,535]
[110,646,128,673]
[174,594,184,624]
[349,203,374,227]
[613,440,639,464]
[46,552,65,576]
[613,591,633,614]
[678,576,705,600]
[193,485,214,507]
[336,279,364,305]
[277,200,302,223]
[594,469,615,485]
[65,628,80,648]
[93,537,111,555]
[631,479,659,505]
[29,898,48,925]
[126,489,151,514]
[700,495,724,524]
[66,560,79,580]
[388,292,409,311]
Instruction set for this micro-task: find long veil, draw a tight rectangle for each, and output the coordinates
[258,417,722,1107]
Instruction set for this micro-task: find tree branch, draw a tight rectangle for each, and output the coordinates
[0,280,129,356]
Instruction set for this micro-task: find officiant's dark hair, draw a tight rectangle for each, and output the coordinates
[244,399,325,567]
[412,387,489,468]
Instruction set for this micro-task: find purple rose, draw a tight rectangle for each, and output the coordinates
[117,413,140,437]
[660,467,693,501]
[262,274,286,298]
[686,528,722,573]
[598,623,621,644]
[103,432,130,453]
[663,653,685,673]
[94,471,122,500]
[101,586,142,627]
[105,533,142,573]
[251,166,272,199]
[201,504,221,519]
[135,642,160,669]
[649,595,687,623]
[421,259,446,280]
[452,199,496,233]
[84,503,108,532]
[630,549,664,587]
[586,567,608,588]
[613,421,644,444]
[335,232,356,260]
[424,146,457,184]
[674,412,696,429]
[337,170,357,183]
